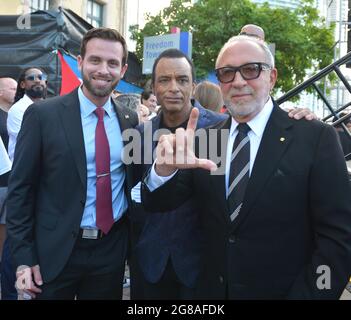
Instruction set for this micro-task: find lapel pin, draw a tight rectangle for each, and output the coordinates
[125,115,130,119]
[280,137,285,142]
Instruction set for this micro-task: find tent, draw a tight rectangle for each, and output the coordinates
[0,8,143,96]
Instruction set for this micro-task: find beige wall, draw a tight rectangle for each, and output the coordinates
[0,0,126,37]
[0,0,23,15]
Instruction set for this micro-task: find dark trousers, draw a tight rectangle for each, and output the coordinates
[0,237,17,300]
[141,259,195,300]
[37,220,128,300]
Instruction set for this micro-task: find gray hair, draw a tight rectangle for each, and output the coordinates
[115,93,141,111]
[216,35,275,68]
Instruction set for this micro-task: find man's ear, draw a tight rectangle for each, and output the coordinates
[191,82,196,96]
[20,81,26,89]
[270,68,277,91]
[77,55,83,72]
[121,64,128,78]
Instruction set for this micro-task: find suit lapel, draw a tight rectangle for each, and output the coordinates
[230,103,293,231]
[209,117,232,224]
[112,100,136,142]
[58,89,87,189]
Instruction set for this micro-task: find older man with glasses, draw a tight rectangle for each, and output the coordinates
[142,35,351,299]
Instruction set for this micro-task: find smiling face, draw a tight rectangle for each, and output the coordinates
[216,39,277,122]
[78,38,128,106]
[153,57,195,117]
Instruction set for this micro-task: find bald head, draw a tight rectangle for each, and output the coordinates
[240,24,265,40]
[0,77,17,111]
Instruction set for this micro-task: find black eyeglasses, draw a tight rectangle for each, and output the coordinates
[25,74,47,81]
[215,62,272,83]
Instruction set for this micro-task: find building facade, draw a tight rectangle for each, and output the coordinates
[0,0,127,37]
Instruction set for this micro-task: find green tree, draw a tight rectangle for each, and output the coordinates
[130,0,335,93]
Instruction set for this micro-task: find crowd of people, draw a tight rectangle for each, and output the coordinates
[0,24,351,300]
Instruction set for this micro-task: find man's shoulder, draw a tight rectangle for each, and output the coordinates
[28,90,78,114]
[112,98,139,127]
[9,96,32,114]
[196,105,228,128]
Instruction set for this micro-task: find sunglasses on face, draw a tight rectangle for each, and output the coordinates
[25,74,47,81]
[215,62,272,83]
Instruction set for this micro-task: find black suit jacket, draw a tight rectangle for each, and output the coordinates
[6,89,139,282]
[133,105,226,287]
[143,103,351,299]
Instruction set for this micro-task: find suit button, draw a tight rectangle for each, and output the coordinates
[219,276,224,284]
[80,200,85,207]
[228,235,236,243]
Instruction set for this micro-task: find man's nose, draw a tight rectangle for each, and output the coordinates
[168,78,180,91]
[97,61,109,74]
[230,70,247,87]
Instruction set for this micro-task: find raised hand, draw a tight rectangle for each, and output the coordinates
[155,108,217,176]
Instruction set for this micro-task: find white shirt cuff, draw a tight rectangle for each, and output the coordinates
[145,161,178,192]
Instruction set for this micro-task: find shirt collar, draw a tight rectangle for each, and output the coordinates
[230,97,274,138]
[22,94,34,104]
[78,86,113,119]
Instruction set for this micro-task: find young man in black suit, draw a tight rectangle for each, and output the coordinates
[6,28,139,299]
[143,35,351,299]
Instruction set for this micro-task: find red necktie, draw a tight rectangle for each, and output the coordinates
[94,106,114,234]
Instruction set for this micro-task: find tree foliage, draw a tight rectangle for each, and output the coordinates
[130,0,335,93]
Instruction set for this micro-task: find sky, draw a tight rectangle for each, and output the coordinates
[126,0,172,50]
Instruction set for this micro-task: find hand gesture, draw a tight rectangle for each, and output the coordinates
[155,108,217,176]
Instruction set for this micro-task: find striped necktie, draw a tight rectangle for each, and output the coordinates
[227,123,251,222]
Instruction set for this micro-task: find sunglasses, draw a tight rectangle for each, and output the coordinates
[25,74,47,81]
[215,62,272,83]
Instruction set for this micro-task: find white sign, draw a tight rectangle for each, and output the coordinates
[142,32,192,74]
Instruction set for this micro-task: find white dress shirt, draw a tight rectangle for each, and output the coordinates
[0,136,11,175]
[147,98,274,193]
[7,94,34,161]
[224,98,273,197]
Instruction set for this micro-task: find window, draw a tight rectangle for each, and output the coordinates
[30,0,49,12]
[87,0,104,27]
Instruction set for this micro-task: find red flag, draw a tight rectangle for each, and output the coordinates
[58,51,81,96]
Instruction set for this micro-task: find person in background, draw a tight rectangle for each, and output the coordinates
[7,67,47,161]
[2,69,47,300]
[141,90,158,120]
[0,77,17,253]
[194,80,224,113]
[0,77,17,299]
[114,93,149,124]
[239,24,265,40]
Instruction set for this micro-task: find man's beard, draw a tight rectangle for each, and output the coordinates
[224,88,267,119]
[26,85,46,99]
[225,99,260,118]
[82,72,118,98]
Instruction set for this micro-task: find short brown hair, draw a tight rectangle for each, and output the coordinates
[80,27,128,65]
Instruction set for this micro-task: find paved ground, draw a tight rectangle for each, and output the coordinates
[1,263,350,300]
